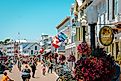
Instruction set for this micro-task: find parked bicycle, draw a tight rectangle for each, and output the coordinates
[56,72,76,81]
[56,64,76,81]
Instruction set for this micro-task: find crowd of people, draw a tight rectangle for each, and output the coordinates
[0,53,120,81]
[0,55,57,81]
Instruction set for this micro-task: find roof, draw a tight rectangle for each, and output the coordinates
[23,42,40,50]
[56,17,70,29]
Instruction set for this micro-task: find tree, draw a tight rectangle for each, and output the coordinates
[0,41,3,45]
[3,39,10,45]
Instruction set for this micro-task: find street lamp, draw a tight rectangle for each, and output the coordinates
[81,15,87,42]
[86,5,98,52]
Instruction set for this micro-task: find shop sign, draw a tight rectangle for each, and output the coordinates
[99,26,114,46]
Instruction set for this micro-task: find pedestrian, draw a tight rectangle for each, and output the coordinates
[48,62,53,73]
[18,60,22,71]
[8,62,13,73]
[21,65,31,81]
[1,72,13,81]
[30,62,36,78]
[42,64,46,76]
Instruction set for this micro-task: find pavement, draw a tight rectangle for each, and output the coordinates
[0,63,120,81]
[0,63,58,81]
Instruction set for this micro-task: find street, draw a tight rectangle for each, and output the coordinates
[0,63,58,81]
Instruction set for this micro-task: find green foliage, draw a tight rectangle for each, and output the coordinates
[0,39,11,45]
[4,39,10,45]
[0,41,3,45]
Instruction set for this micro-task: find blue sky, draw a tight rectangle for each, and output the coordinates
[0,0,74,41]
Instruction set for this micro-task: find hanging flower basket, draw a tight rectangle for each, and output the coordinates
[77,42,91,55]
[74,48,116,81]
[59,54,66,62]
[67,55,76,62]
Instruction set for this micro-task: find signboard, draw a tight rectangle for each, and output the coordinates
[99,26,114,46]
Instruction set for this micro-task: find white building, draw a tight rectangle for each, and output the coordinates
[40,34,52,54]
[56,17,71,55]
[21,42,40,56]
[86,0,121,60]
[0,39,41,56]
[76,0,121,60]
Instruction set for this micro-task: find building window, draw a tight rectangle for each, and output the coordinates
[114,0,118,16]
[112,0,115,19]
[103,14,105,24]
[35,46,37,50]
[31,50,33,55]
[99,16,101,28]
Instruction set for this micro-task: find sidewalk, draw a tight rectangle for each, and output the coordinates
[0,64,22,81]
[0,63,58,81]
[31,63,58,81]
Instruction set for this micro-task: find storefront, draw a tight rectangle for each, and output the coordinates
[106,24,121,63]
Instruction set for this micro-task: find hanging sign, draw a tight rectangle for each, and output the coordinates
[99,26,114,46]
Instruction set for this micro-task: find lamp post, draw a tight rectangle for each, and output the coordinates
[81,15,87,42]
[86,6,98,53]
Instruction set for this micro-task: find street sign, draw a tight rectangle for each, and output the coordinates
[99,26,114,46]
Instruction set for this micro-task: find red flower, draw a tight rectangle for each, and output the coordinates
[74,55,116,81]
[77,42,91,55]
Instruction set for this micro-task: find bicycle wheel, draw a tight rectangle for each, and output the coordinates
[56,77,63,81]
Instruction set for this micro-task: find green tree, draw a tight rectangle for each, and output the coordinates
[0,41,3,45]
[4,39,10,45]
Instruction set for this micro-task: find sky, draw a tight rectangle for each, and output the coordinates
[0,0,74,41]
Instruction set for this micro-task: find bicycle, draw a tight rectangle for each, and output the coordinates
[56,73,76,81]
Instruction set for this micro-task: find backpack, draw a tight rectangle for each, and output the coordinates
[21,69,31,78]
